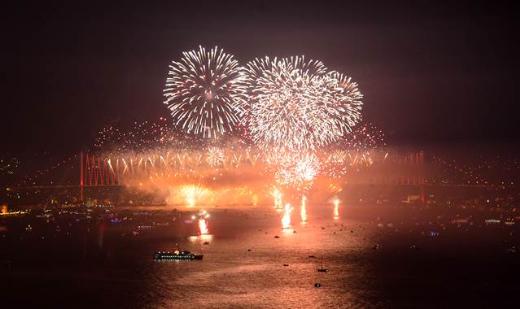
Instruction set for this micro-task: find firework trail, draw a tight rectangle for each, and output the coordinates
[164,46,247,138]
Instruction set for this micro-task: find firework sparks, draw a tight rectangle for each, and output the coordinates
[275,153,320,190]
[245,56,363,151]
[333,121,386,151]
[164,46,247,138]
[323,71,363,135]
[86,48,377,203]
[94,118,186,152]
[206,146,225,167]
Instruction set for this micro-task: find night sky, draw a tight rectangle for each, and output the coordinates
[2,1,519,155]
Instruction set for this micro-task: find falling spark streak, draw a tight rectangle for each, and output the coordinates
[300,195,308,224]
[333,198,340,220]
[282,203,293,229]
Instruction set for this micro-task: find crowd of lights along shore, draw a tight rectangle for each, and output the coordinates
[86,45,387,227]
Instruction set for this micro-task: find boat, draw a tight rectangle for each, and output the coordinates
[153,250,203,261]
[317,267,328,272]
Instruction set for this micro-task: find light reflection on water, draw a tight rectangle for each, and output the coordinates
[143,208,372,308]
[333,198,340,220]
[188,234,214,243]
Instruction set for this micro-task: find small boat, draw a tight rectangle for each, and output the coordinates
[153,250,203,261]
[317,267,328,272]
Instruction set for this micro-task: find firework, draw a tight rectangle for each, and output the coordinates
[275,152,320,189]
[245,56,363,151]
[206,147,225,167]
[322,150,349,178]
[333,121,386,151]
[94,118,190,153]
[164,46,247,138]
[323,71,363,135]
[198,210,210,235]
[245,56,331,150]
[272,187,283,210]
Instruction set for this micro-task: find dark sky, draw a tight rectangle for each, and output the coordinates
[2,0,519,155]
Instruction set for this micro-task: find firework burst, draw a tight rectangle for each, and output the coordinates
[245,56,363,151]
[275,152,320,190]
[164,46,247,138]
[206,147,225,167]
[323,71,363,135]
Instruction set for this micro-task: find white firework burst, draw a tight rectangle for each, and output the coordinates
[164,46,247,138]
[206,146,225,167]
[275,152,320,189]
[323,71,363,135]
[244,56,363,151]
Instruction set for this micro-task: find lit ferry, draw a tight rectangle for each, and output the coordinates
[153,250,203,261]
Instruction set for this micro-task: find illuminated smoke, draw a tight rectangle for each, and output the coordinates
[180,185,207,208]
